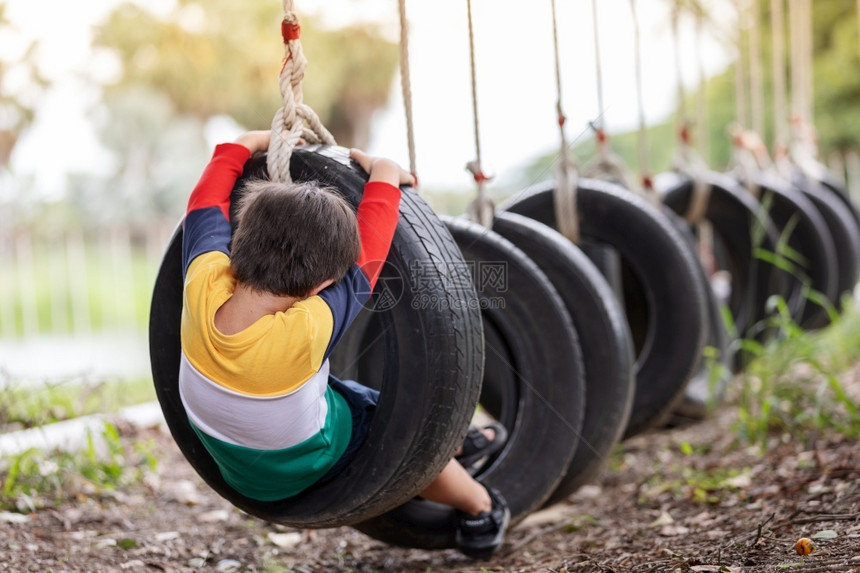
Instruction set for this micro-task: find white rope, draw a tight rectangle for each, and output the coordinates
[770,0,788,155]
[398,0,417,178]
[694,10,710,163]
[788,0,808,125]
[550,0,579,243]
[671,2,712,224]
[629,0,653,195]
[591,0,606,135]
[747,0,765,137]
[582,0,638,197]
[465,0,494,228]
[734,1,749,130]
[267,0,335,184]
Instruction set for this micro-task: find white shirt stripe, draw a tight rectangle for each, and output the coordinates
[179,352,330,450]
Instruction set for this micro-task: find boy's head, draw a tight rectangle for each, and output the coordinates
[230,179,361,298]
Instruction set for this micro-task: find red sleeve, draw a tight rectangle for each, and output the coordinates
[186,143,252,220]
[355,181,402,289]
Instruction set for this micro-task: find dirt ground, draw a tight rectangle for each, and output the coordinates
[1,404,858,573]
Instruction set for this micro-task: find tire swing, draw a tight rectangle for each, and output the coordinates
[656,171,783,361]
[780,0,860,311]
[753,173,839,329]
[634,3,734,421]
[503,179,708,438]
[796,176,860,310]
[149,6,483,528]
[489,0,634,501]
[504,0,708,439]
[491,212,635,504]
[351,2,586,548]
[354,216,587,549]
[657,3,784,360]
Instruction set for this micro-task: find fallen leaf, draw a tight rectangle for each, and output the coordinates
[723,473,752,488]
[649,510,675,527]
[155,531,180,542]
[268,532,302,549]
[216,559,241,572]
[659,524,690,537]
[0,512,30,524]
[812,529,837,540]
[197,509,230,523]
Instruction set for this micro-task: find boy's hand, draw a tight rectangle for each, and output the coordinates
[234,130,271,155]
[350,149,416,187]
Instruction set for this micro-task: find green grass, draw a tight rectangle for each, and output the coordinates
[733,298,860,448]
[0,421,158,512]
[0,239,157,337]
[0,377,156,432]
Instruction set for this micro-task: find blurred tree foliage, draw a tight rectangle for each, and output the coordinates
[520,0,860,184]
[91,0,398,148]
[73,0,398,227]
[0,1,48,168]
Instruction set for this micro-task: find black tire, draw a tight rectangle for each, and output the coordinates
[794,177,860,315]
[490,212,635,502]
[502,179,708,438]
[822,177,860,232]
[354,216,585,549]
[656,171,784,347]
[659,207,735,420]
[748,173,839,330]
[149,145,483,528]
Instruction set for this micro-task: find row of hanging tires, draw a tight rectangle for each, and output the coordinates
[149,144,860,549]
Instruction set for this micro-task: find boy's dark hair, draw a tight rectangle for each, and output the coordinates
[230,179,361,297]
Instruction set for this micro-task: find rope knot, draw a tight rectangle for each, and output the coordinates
[466,160,492,184]
[281,20,301,43]
[641,174,654,190]
[680,123,691,145]
[589,122,608,145]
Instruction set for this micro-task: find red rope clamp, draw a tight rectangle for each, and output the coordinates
[282,20,302,43]
[680,122,691,145]
[472,170,492,184]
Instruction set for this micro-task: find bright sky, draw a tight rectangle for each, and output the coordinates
[3,0,734,196]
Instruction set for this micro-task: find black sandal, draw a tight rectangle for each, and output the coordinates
[456,422,508,469]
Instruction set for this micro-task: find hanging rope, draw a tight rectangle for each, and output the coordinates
[671,2,712,224]
[802,0,814,123]
[694,9,710,163]
[398,0,417,179]
[629,0,654,194]
[591,0,606,138]
[582,0,638,194]
[747,0,765,138]
[788,0,819,174]
[465,0,494,227]
[267,0,336,184]
[730,0,761,196]
[550,0,579,243]
[770,0,788,158]
[733,1,749,130]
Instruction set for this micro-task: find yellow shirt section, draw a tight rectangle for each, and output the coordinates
[180,252,335,397]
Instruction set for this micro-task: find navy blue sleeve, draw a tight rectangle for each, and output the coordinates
[182,206,232,277]
[318,265,373,360]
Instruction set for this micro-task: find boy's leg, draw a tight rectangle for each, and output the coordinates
[419,459,491,514]
[420,459,510,559]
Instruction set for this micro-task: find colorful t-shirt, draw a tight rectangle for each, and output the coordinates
[179,143,400,501]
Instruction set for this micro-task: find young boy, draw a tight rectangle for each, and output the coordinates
[178,130,509,558]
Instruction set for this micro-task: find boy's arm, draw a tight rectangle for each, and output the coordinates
[316,152,412,360]
[349,150,415,288]
[181,132,268,275]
